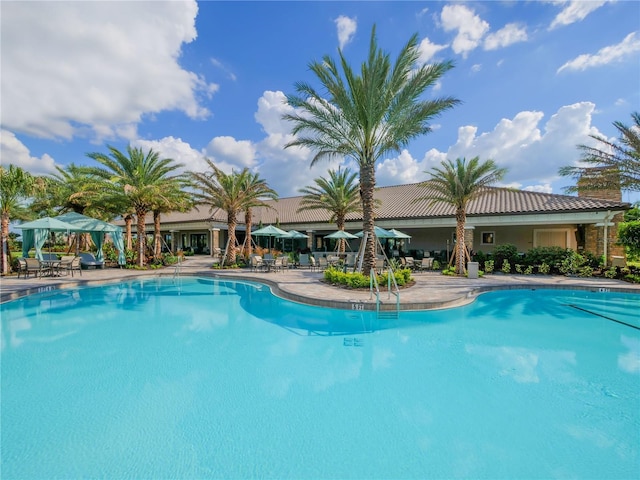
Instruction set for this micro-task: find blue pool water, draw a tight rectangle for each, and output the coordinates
[1,278,639,479]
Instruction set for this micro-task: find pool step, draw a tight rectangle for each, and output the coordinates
[378,310,399,320]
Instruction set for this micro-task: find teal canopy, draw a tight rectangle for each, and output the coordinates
[325,230,358,239]
[17,217,78,261]
[18,213,125,265]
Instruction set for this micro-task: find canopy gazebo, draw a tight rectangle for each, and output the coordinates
[19,212,126,265]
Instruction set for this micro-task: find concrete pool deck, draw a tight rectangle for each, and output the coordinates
[2,255,639,309]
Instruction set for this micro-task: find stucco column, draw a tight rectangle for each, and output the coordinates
[306,230,314,250]
[211,228,220,255]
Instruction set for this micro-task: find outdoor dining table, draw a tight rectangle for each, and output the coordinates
[40,260,62,277]
[262,258,275,272]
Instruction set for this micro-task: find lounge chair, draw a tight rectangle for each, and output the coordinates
[272,257,285,272]
[79,252,104,269]
[317,257,329,270]
[403,256,416,270]
[298,254,314,270]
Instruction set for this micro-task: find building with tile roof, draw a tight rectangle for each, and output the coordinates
[136,182,630,264]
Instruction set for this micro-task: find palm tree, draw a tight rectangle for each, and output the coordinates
[151,183,194,259]
[0,165,39,274]
[85,146,185,268]
[559,112,640,194]
[241,172,278,258]
[190,159,251,265]
[419,157,507,275]
[298,168,361,252]
[283,25,459,275]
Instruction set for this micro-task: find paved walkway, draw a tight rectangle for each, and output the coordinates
[2,255,639,310]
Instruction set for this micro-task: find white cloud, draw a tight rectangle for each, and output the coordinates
[132,137,209,174]
[549,0,609,30]
[370,102,604,194]
[335,15,357,50]
[0,130,58,175]
[484,23,528,50]
[205,137,257,171]
[440,4,490,58]
[417,37,448,64]
[0,1,217,141]
[471,64,482,74]
[557,32,640,73]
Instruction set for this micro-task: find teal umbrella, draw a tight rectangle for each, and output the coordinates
[354,226,396,238]
[388,228,411,240]
[325,230,358,239]
[252,225,289,251]
[55,212,126,264]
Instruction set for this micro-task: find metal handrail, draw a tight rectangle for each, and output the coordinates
[369,268,380,314]
[386,266,400,314]
[173,255,182,278]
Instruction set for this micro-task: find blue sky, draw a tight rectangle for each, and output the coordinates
[2,1,639,204]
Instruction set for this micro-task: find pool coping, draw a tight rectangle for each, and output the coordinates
[2,257,639,310]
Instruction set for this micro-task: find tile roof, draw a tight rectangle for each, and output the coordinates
[149,182,630,226]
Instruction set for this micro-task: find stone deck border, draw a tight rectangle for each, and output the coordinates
[2,256,639,309]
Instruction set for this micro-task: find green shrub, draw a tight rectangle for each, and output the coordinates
[604,267,618,279]
[493,243,519,270]
[559,251,585,275]
[501,259,511,274]
[538,262,551,274]
[484,260,494,274]
[442,266,456,276]
[623,273,640,283]
[432,259,441,270]
[323,268,370,288]
[578,265,593,277]
[524,246,569,271]
[515,264,524,274]
[524,265,534,275]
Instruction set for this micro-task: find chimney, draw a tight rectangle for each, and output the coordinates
[577,167,622,202]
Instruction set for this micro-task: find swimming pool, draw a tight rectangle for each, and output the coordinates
[2,278,639,479]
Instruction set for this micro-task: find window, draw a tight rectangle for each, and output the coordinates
[481,231,495,245]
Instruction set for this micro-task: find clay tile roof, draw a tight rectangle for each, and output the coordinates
[141,183,630,226]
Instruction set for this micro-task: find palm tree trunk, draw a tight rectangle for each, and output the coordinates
[153,211,161,260]
[337,216,346,253]
[227,212,237,265]
[455,208,466,275]
[135,207,147,268]
[360,162,376,276]
[125,215,133,250]
[1,212,10,275]
[245,208,252,258]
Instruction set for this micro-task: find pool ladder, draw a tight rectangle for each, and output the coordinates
[173,256,182,279]
[370,267,400,320]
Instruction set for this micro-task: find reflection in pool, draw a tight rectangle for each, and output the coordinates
[1,278,638,479]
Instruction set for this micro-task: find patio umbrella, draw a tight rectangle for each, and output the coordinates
[252,225,289,251]
[325,230,358,239]
[277,229,309,252]
[325,230,358,252]
[387,228,411,239]
[354,226,396,238]
[17,217,78,260]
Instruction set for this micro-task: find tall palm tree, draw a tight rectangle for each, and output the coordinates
[298,168,361,252]
[0,165,39,274]
[559,112,640,194]
[419,157,507,275]
[190,159,251,265]
[85,146,185,268]
[283,25,459,275]
[241,172,278,258]
[151,183,194,259]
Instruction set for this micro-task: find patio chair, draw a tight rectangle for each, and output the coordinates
[298,254,313,269]
[62,256,82,277]
[16,258,28,278]
[250,255,265,272]
[272,257,285,272]
[403,256,416,270]
[414,255,434,272]
[79,252,104,269]
[25,258,49,278]
[317,256,329,271]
